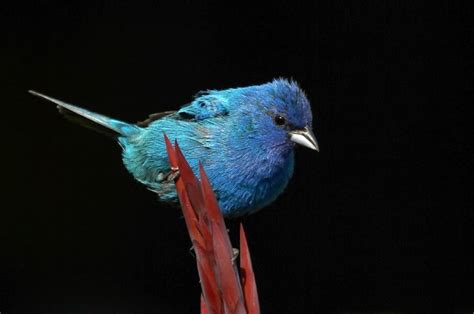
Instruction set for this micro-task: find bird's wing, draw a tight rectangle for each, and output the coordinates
[137,94,229,126]
[136,111,176,127]
[176,95,229,121]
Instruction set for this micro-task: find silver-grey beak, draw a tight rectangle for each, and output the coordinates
[289,127,319,151]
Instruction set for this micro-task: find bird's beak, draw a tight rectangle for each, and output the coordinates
[289,127,319,151]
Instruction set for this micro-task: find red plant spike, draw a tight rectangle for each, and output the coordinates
[164,134,260,314]
[201,294,209,314]
[199,163,246,314]
[239,224,260,314]
[165,135,222,313]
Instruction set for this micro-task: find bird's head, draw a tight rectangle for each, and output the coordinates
[233,78,319,153]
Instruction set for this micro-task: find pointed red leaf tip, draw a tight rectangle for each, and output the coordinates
[164,135,200,240]
[170,140,224,313]
[163,133,178,170]
[240,224,260,314]
[175,141,205,215]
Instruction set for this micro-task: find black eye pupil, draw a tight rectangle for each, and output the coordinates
[274,115,286,126]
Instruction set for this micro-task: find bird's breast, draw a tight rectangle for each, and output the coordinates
[211,147,295,217]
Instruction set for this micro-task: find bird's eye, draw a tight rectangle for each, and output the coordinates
[274,115,286,126]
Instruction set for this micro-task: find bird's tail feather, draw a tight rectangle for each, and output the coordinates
[29,90,139,137]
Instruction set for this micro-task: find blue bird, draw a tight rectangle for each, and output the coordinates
[30,79,318,217]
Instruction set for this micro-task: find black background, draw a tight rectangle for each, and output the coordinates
[1,1,472,313]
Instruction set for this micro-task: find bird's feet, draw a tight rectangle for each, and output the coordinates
[167,168,180,182]
[158,168,180,182]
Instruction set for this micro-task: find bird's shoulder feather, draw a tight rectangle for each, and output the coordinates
[136,92,230,127]
[177,94,229,121]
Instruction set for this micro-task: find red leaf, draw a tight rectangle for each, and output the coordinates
[165,135,261,314]
[200,164,246,314]
[164,134,178,170]
[196,249,222,314]
[168,139,200,240]
[170,141,225,313]
[212,222,246,314]
[175,142,205,216]
[240,224,260,314]
[193,219,222,314]
[201,294,207,314]
[199,163,227,232]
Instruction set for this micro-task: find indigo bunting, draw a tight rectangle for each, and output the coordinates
[30,79,318,217]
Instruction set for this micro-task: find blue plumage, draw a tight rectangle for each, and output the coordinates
[30,79,318,217]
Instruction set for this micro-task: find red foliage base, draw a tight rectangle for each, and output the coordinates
[165,134,260,314]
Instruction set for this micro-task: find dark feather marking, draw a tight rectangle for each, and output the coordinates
[136,111,176,127]
[178,111,195,120]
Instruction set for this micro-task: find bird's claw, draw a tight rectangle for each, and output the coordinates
[166,168,180,182]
